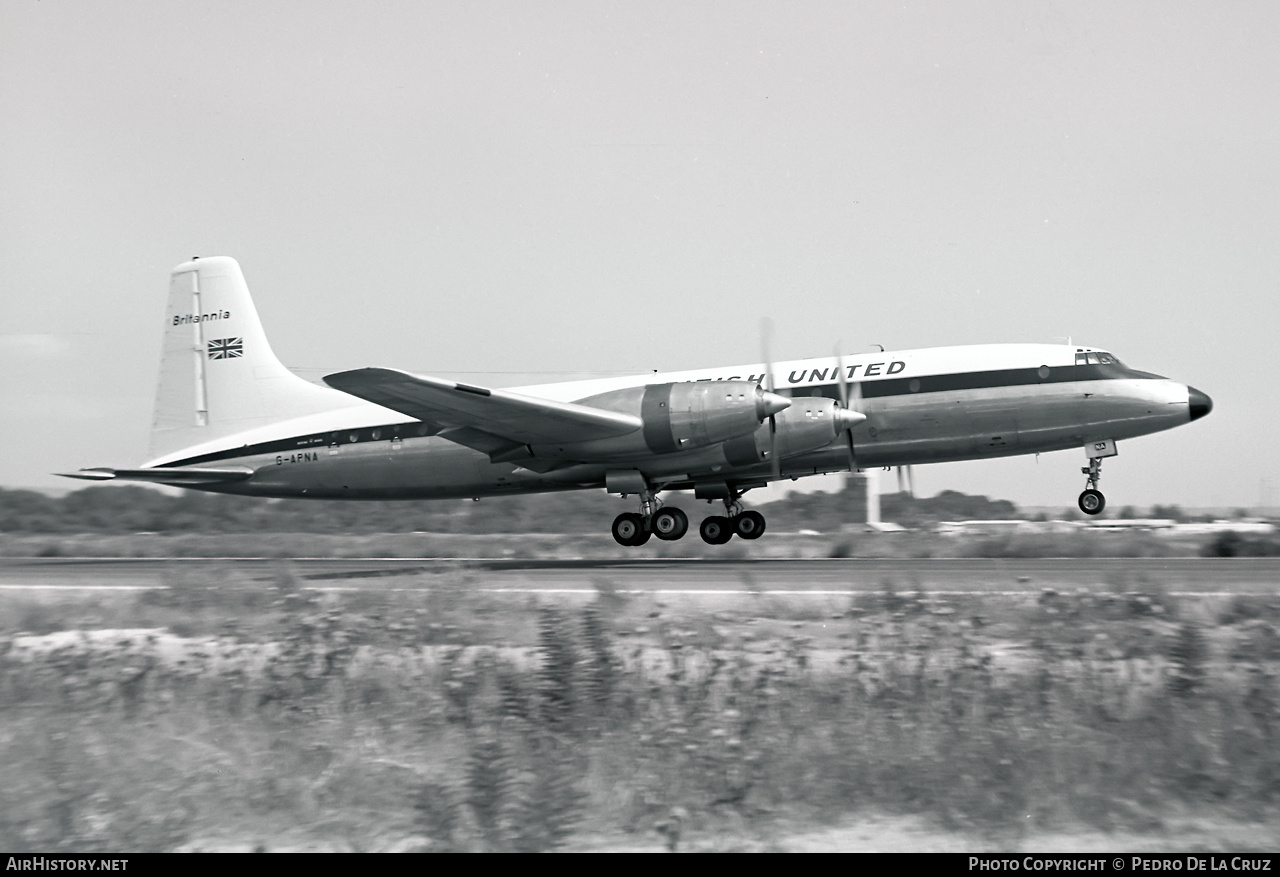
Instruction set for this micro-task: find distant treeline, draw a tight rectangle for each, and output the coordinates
[0,483,1032,535]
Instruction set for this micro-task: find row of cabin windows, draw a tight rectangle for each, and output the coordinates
[322,423,436,447]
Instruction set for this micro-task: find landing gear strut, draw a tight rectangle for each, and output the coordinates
[611,487,688,546]
[1078,457,1106,516]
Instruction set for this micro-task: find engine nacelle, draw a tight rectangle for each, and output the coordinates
[718,397,854,467]
[529,381,789,461]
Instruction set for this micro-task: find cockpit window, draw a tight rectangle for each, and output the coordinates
[1075,351,1120,366]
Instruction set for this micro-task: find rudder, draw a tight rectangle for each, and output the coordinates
[149,256,359,462]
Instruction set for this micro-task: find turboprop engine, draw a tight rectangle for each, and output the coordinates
[527,381,790,462]
[716,396,864,468]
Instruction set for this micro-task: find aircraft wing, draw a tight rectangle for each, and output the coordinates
[323,368,643,453]
[58,467,255,484]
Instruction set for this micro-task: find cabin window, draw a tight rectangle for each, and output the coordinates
[1038,365,1050,380]
[908,379,921,393]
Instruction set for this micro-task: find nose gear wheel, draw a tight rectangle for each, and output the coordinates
[1077,456,1106,516]
[1078,489,1105,515]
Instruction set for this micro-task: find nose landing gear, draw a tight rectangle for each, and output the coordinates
[1078,456,1106,515]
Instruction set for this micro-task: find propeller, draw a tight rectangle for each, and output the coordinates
[896,465,917,496]
[761,317,781,480]
[833,344,868,474]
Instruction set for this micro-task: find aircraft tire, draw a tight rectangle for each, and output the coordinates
[652,508,689,541]
[1078,489,1106,516]
[612,512,647,546]
[735,510,766,540]
[699,516,734,545]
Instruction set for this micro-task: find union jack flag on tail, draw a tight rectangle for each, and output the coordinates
[208,337,243,360]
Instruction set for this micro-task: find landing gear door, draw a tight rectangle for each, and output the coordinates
[1085,438,1117,460]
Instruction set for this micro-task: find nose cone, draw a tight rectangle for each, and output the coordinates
[1188,387,1213,421]
[756,390,791,420]
[834,408,867,431]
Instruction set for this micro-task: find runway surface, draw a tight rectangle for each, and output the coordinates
[1,556,1277,597]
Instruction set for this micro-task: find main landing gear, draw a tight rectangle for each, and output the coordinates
[1078,456,1106,516]
[698,499,766,545]
[611,488,690,547]
[610,507,691,546]
[609,489,766,547]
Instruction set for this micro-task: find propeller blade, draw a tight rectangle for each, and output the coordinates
[834,343,859,473]
[834,343,850,409]
[761,317,780,479]
[761,318,776,394]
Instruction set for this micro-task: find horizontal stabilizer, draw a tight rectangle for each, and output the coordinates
[323,368,642,445]
[58,467,255,485]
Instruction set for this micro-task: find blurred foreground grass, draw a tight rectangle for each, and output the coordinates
[2,564,1279,851]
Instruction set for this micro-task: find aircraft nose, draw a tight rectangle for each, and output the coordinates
[1188,386,1213,421]
[756,390,791,420]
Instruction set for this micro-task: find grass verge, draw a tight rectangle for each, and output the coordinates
[1,569,1277,851]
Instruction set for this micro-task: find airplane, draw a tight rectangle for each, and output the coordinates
[61,256,1213,546]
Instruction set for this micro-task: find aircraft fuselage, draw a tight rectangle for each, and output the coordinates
[152,346,1199,501]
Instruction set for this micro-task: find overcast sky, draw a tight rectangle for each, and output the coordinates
[2,1,1276,510]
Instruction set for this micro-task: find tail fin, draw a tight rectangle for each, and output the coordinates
[148,256,357,462]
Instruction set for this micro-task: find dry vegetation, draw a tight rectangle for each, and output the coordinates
[2,561,1279,852]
